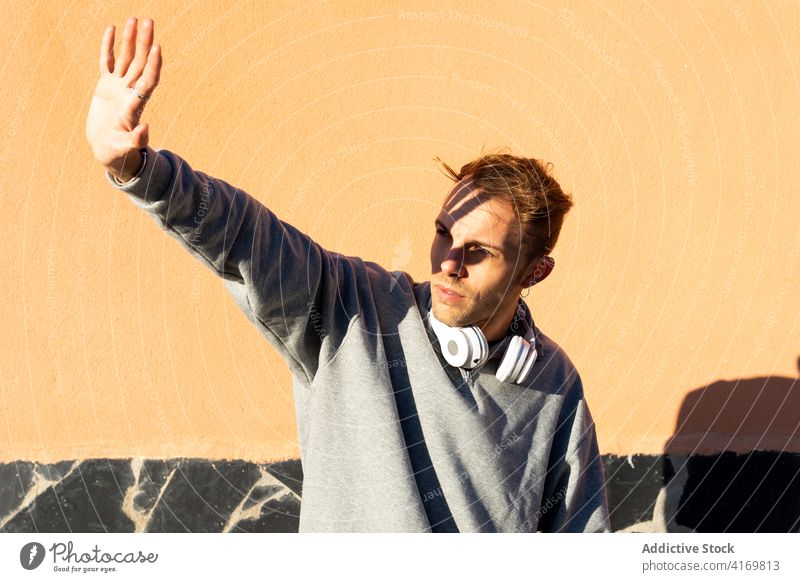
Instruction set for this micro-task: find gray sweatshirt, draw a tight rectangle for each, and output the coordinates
[106,146,611,533]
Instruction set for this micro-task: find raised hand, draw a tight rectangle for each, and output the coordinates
[85,17,162,182]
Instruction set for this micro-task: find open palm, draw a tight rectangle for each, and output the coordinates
[85,17,162,178]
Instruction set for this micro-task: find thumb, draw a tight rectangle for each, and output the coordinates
[130,123,149,149]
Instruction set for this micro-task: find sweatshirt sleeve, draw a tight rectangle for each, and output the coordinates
[105,146,363,385]
[537,377,611,533]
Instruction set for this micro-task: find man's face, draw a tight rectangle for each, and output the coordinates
[429,176,535,329]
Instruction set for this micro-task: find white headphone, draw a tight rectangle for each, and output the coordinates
[428,302,539,385]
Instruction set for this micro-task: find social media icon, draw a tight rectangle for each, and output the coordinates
[20,542,46,570]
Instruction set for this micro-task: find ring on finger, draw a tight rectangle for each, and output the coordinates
[132,87,151,101]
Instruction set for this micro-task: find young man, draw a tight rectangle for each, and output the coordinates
[86,17,610,532]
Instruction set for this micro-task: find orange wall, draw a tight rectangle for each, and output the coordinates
[1,0,798,463]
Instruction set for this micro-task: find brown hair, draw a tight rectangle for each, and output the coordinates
[433,147,574,260]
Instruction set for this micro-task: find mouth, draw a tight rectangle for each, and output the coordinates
[434,284,465,301]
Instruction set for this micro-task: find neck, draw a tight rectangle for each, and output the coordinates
[477,300,519,342]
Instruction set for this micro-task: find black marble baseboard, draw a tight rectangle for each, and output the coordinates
[0,458,302,533]
[2,453,798,532]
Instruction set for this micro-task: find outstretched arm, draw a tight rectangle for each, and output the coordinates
[85,18,368,385]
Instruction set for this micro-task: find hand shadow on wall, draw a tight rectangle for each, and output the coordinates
[619,356,800,532]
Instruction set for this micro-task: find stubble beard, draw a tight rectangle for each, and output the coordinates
[431,282,508,336]
[433,288,510,330]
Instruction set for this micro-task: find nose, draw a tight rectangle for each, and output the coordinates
[440,248,466,278]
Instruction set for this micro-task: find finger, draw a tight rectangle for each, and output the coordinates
[135,43,162,98]
[123,18,153,84]
[99,25,115,74]
[115,17,137,77]
[130,123,149,149]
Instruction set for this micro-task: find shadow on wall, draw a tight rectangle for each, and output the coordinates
[607,356,800,532]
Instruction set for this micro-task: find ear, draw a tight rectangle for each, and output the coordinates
[522,255,555,288]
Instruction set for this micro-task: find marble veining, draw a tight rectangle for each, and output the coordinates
[0,458,302,533]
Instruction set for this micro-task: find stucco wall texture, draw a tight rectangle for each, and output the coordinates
[1,0,798,465]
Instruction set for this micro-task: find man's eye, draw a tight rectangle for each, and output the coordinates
[472,246,491,256]
[436,228,449,236]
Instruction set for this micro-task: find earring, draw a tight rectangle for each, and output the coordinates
[520,285,531,299]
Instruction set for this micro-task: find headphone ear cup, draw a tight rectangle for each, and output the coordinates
[496,336,538,384]
[439,328,471,368]
[515,343,538,384]
[461,326,488,368]
[496,335,524,382]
